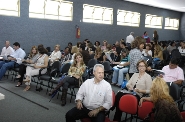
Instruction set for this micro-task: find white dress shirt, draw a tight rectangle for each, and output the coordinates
[50,50,61,61]
[142,49,152,56]
[1,46,14,56]
[10,48,26,61]
[126,35,134,44]
[75,78,112,110]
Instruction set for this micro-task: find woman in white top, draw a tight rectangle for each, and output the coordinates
[23,47,49,91]
[142,43,152,57]
[178,41,185,54]
[49,44,61,65]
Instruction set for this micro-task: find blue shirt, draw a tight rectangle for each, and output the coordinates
[11,48,26,60]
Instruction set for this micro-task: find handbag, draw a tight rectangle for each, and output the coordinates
[121,79,128,89]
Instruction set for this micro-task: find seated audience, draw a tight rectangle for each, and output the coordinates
[139,77,183,122]
[167,41,176,54]
[23,46,48,91]
[15,46,39,87]
[49,44,61,65]
[101,40,108,52]
[159,58,184,86]
[68,42,72,51]
[60,46,72,65]
[49,53,86,106]
[0,40,14,57]
[71,46,79,61]
[94,47,104,64]
[111,48,129,86]
[79,45,90,66]
[178,41,185,54]
[94,41,101,48]
[104,47,120,66]
[142,31,150,43]
[0,42,26,80]
[65,64,112,122]
[113,60,152,121]
[152,44,163,68]
[142,43,152,57]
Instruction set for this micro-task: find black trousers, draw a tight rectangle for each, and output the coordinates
[18,64,26,83]
[58,76,79,90]
[113,92,140,121]
[66,105,105,122]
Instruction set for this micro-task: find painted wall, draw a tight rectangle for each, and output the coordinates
[180,13,185,40]
[0,0,183,52]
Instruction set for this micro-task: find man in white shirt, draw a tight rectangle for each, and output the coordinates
[0,41,14,58]
[126,32,134,50]
[0,42,26,80]
[66,64,112,122]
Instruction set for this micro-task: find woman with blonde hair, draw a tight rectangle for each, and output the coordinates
[49,52,86,106]
[152,44,163,68]
[71,46,79,60]
[15,46,39,87]
[139,77,183,122]
[49,44,61,64]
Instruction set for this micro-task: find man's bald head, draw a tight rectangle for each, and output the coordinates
[5,41,10,48]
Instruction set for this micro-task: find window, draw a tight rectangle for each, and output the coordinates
[145,14,163,29]
[0,0,20,17]
[29,0,73,21]
[164,18,179,30]
[117,10,140,27]
[83,4,113,24]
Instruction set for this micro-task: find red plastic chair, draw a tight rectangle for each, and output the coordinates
[181,111,185,122]
[119,94,138,121]
[137,101,154,120]
[80,91,116,122]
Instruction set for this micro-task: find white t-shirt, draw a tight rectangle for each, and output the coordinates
[126,35,134,44]
[178,47,185,53]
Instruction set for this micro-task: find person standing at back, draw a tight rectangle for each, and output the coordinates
[126,32,134,50]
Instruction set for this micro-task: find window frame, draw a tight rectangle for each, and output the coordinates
[145,14,163,29]
[164,17,179,30]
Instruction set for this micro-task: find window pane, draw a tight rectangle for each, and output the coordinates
[0,0,19,17]
[59,1,73,21]
[29,0,73,21]
[117,9,140,27]
[145,14,162,29]
[83,4,113,25]
[164,17,179,30]
[29,0,45,14]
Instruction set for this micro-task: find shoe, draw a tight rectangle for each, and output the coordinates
[111,82,116,85]
[15,82,22,87]
[16,75,21,79]
[23,85,30,91]
[116,84,121,87]
[36,87,43,92]
[61,100,66,106]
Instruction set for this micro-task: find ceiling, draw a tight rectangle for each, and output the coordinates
[124,0,185,12]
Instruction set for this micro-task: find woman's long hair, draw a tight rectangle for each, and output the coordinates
[29,46,38,58]
[154,44,162,56]
[131,36,145,49]
[150,77,174,104]
[71,52,84,67]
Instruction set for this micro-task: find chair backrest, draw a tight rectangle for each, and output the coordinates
[112,91,116,106]
[138,101,154,120]
[166,82,180,101]
[119,94,138,114]
[61,63,71,74]
[171,49,181,59]
[102,61,111,71]
[181,111,185,121]
[87,59,97,69]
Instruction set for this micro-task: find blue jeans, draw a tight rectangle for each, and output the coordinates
[0,61,18,80]
[112,67,129,85]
